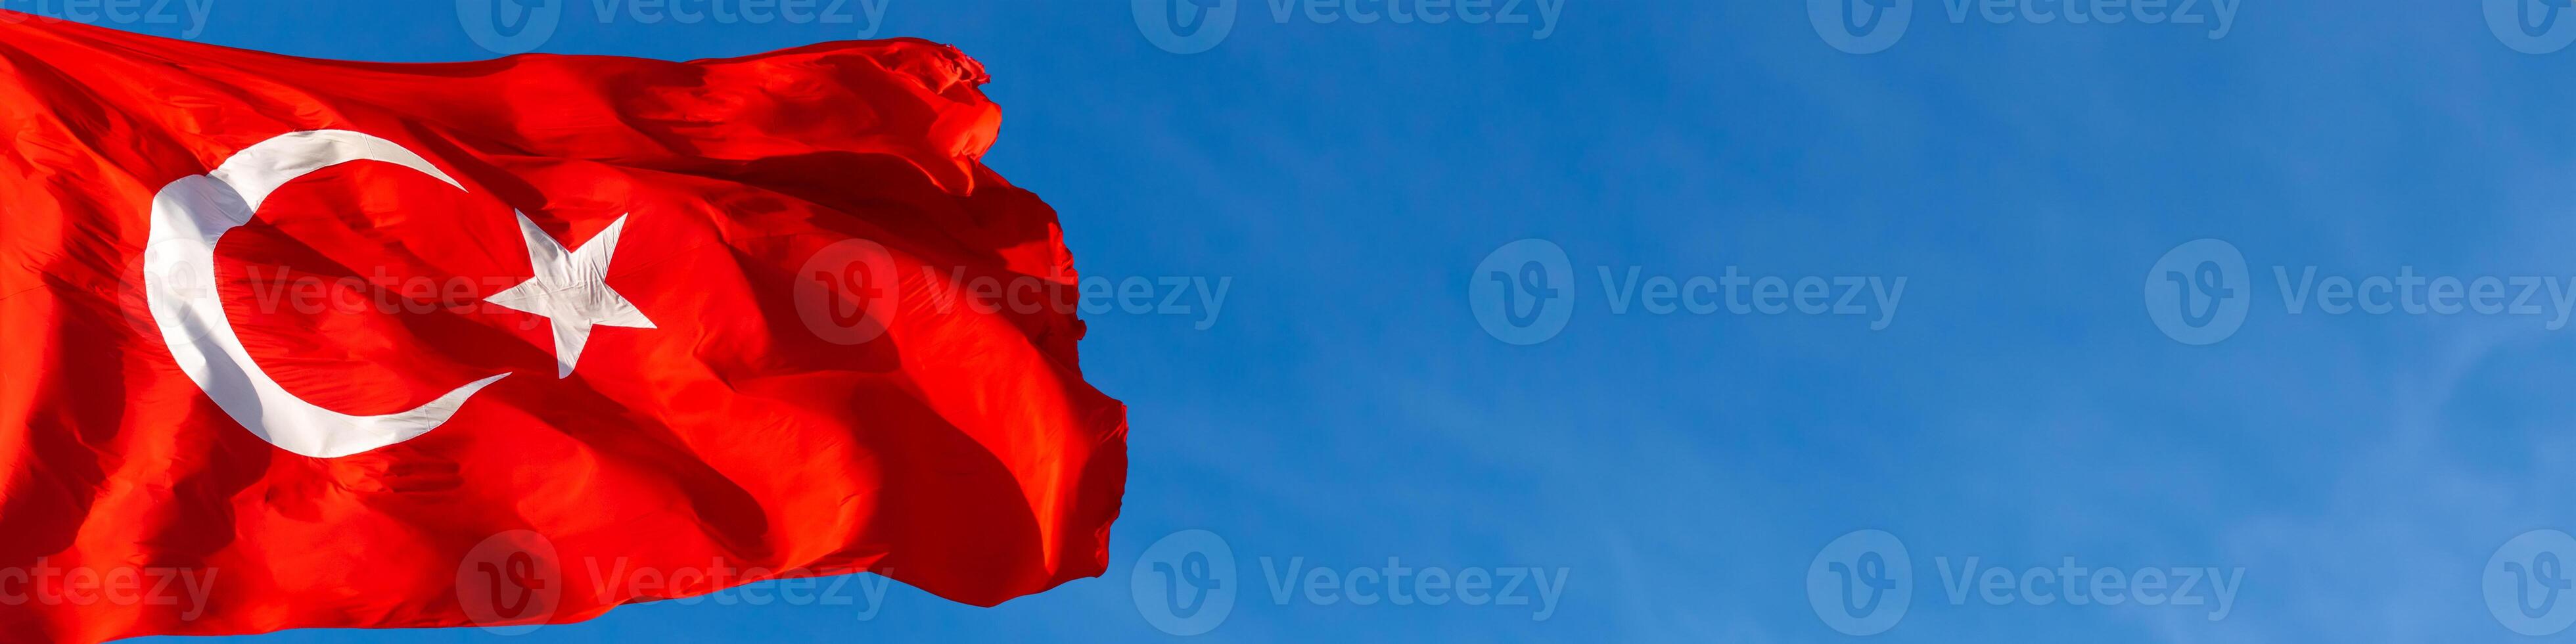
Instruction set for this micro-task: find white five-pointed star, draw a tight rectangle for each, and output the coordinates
[484,212,656,378]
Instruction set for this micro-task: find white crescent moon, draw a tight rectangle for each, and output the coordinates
[144,130,507,459]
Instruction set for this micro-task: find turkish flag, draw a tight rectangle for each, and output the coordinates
[0,14,1127,643]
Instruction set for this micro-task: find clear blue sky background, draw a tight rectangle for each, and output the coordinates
[52,0,2576,641]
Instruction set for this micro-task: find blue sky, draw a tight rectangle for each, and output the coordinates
[42,0,2576,641]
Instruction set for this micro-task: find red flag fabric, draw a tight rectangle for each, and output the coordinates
[0,14,1127,643]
